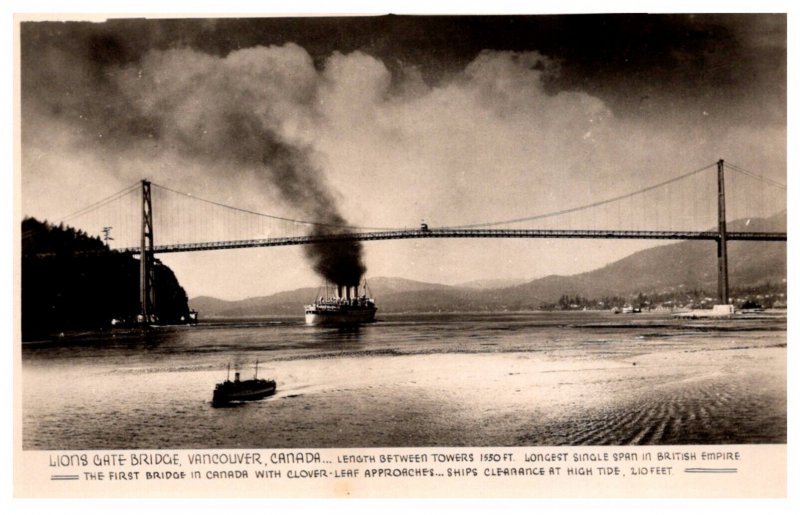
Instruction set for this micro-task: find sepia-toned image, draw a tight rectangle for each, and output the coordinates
[15,12,787,497]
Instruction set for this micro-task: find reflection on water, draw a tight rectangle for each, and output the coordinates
[304,324,365,348]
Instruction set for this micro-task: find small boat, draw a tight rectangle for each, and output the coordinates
[212,361,276,407]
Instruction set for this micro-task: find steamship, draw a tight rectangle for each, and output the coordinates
[304,283,377,325]
[212,361,276,407]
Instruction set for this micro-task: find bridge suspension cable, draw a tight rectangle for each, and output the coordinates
[150,182,401,232]
[46,159,786,253]
[447,162,720,229]
[725,163,787,189]
[59,182,140,223]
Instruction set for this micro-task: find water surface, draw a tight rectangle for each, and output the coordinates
[22,312,787,449]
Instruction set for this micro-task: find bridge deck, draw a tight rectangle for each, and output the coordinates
[118,228,787,254]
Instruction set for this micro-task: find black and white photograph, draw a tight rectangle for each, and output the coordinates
[14,8,788,497]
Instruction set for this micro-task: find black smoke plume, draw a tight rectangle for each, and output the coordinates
[69,45,369,287]
[257,137,366,286]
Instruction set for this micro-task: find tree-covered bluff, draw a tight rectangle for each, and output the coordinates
[21,217,192,339]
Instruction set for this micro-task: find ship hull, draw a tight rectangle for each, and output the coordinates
[304,307,377,325]
[212,379,276,407]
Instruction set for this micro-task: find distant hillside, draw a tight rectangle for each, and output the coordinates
[190,213,786,317]
[190,277,460,317]
[489,212,785,308]
[455,278,528,290]
[191,287,317,317]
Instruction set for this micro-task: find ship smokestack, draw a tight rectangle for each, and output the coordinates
[337,285,342,299]
[346,286,351,301]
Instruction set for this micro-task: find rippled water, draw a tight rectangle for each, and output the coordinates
[21,312,787,449]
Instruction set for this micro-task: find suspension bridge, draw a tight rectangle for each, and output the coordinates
[50,159,786,321]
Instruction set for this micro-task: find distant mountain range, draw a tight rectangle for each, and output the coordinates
[190,213,786,317]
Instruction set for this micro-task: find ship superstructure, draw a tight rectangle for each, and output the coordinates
[304,283,377,325]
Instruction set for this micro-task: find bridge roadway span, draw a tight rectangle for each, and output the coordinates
[122,228,787,254]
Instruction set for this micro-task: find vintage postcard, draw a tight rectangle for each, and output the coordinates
[13,11,788,498]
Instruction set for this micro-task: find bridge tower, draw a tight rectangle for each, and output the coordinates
[717,159,729,305]
[139,179,156,323]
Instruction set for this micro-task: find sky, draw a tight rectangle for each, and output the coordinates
[17,12,787,300]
